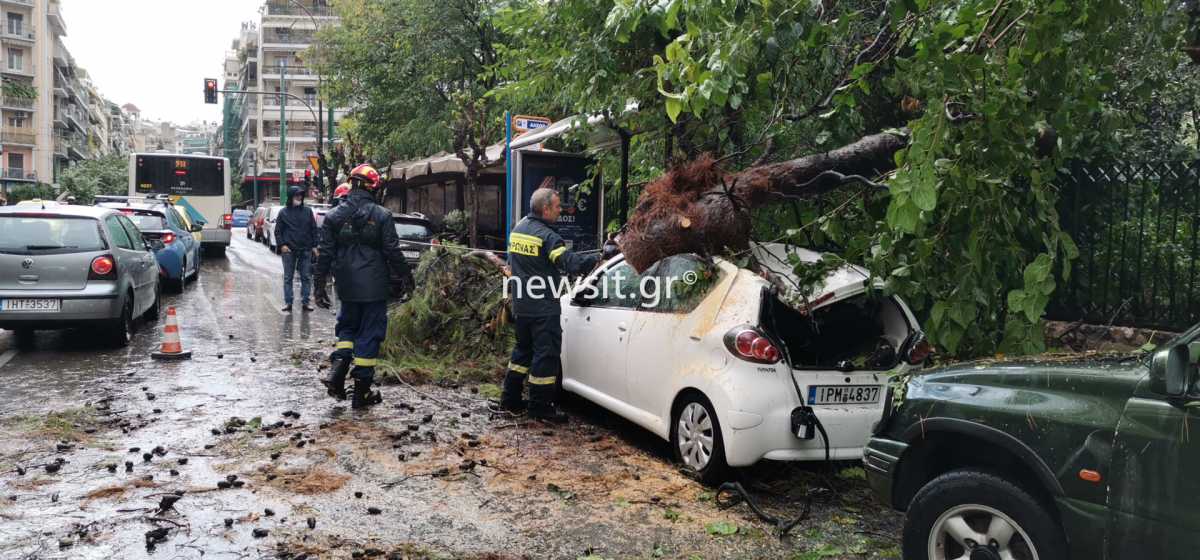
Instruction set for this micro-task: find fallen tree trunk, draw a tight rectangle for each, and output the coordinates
[620,131,909,272]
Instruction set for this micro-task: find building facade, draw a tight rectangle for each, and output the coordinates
[226,1,345,202]
[0,0,135,199]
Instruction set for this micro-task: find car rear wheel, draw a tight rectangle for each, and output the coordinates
[903,469,1066,560]
[105,296,135,348]
[143,283,161,322]
[169,260,187,293]
[670,395,729,484]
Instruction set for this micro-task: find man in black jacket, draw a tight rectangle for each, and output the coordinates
[501,187,600,422]
[314,164,411,409]
[275,185,318,313]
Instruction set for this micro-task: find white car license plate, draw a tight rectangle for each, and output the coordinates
[403,251,420,259]
[0,298,61,313]
[809,384,881,405]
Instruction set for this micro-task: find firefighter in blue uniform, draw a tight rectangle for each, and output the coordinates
[500,187,600,422]
[314,164,412,409]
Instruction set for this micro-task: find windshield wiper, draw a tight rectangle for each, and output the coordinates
[25,245,76,250]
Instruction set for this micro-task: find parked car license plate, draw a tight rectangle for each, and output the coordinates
[403,251,420,259]
[0,298,61,313]
[808,384,881,405]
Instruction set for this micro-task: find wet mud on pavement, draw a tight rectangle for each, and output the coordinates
[0,234,901,559]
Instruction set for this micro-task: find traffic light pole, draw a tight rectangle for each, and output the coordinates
[210,86,325,201]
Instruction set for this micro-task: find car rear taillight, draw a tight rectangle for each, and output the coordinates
[221,213,233,229]
[905,333,934,365]
[431,238,441,246]
[724,327,781,364]
[89,255,116,280]
[162,232,176,245]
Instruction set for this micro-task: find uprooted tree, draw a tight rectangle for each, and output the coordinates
[322,0,1187,358]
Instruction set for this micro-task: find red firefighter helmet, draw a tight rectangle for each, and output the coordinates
[349,164,381,190]
[333,183,351,199]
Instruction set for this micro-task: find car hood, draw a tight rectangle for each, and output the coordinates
[908,354,1148,401]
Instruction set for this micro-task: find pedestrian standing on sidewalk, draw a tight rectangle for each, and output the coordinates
[275,185,319,313]
[314,164,412,409]
[499,187,600,423]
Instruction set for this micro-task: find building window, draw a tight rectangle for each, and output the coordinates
[304,87,316,106]
[7,48,21,71]
[9,153,23,171]
[6,13,22,35]
[7,113,25,128]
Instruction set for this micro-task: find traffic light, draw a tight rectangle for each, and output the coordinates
[304,169,312,189]
[204,79,218,104]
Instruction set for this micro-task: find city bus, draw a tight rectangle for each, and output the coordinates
[128,153,232,256]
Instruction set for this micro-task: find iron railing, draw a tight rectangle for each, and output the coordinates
[1050,161,1200,331]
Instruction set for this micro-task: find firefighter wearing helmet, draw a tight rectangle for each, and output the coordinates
[315,164,413,408]
[332,182,351,207]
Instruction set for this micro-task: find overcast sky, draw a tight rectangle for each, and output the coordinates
[62,0,263,125]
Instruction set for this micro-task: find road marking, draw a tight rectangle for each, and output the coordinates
[0,349,17,370]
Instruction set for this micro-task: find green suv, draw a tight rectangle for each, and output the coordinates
[864,331,1200,560]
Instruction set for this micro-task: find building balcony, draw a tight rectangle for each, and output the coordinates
[0,0,35,7]
[1,66,33,78]
[263,2,336,18]
[2,28,34,43]
[260,65,318,81]
[1,96,34,110]
[3,130,35,146]
[47,4,65,35]
[262,29,316,47]
[0,168,35,182]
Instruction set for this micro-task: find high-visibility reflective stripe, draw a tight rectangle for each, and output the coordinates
[336,341,354,350]
[528,375,557,386]
[509,232,543,246]
[548,246,567,263]
[507,362,529,374]
[353,357,378,367]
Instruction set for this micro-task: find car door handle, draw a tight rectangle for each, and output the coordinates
[617,324,627,332]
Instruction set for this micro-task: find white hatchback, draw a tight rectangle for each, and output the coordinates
[560,243,929,482]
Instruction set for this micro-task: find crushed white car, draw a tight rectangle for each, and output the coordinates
[560,243,930,481]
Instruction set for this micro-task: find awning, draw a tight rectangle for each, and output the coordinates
[390,144,507,182]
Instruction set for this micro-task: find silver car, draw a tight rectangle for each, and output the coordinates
[0,204,161,347]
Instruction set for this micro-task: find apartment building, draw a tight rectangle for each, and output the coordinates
[0,0,134,198]
[227,1,345,198]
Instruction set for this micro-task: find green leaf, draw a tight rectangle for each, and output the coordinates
[665,97,683,122]
[705,521,738,536]
[912,180,937,211]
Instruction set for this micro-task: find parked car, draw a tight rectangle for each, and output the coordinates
[264,205,286,253]
[98,201,202,293]
[0,204,160,347]
[231,209,252,228]
[393,213,434,266]
[559,244,928,482]
[863,335,1200,560]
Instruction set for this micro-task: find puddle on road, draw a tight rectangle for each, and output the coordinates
[0,239,901,559]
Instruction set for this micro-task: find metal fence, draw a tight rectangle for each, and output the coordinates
[1050,161,1200,332]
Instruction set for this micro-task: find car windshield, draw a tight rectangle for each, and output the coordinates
[396,222,431,240]
[0,216,105,254]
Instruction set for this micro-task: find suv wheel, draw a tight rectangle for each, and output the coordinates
[144,283,161,322]
[903,469,1067,560]
[670,395,729,484]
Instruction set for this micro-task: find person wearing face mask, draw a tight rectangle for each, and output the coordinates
[275,185,318,313]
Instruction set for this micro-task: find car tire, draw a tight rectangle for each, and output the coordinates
[670,394,730,484]
[902,469,1067,560]
[144,283,161,322]
[105,295,135,348]
[169,259,187,293]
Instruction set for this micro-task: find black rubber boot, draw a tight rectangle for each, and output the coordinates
[321,357,350,400]
[498,371,528,413]
[351,376,382,410]
[528,406,568,424]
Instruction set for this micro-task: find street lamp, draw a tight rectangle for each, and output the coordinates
[286,0,327,194]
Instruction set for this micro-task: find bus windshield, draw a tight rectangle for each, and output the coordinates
[133,154,225,196]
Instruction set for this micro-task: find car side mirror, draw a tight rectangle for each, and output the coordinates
[1150,344,1190,397]
[190,224,203,233]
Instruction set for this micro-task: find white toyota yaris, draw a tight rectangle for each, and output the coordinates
[559,243,929,482]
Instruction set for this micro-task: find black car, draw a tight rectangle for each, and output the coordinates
[393,213,434,266]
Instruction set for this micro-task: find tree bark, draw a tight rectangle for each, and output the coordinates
[619,131,908,272]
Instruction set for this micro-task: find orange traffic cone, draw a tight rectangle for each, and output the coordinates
[151,307,193,360]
